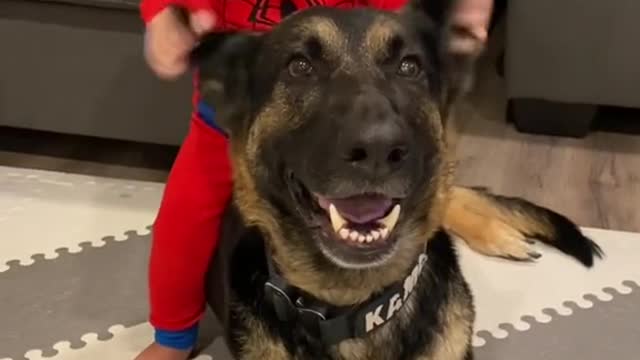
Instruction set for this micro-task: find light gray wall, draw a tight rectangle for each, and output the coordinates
[0,0,193,145]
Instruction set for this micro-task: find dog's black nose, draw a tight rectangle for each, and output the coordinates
[341,118,409,178]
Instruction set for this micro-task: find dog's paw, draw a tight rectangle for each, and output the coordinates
[456,219,542,262]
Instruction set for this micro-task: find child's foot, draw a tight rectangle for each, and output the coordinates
[134,342,191,360]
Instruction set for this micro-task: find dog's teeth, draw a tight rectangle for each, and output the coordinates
[371,230,381,240]
[378,204,401,234]
[339,228,350,239]
[329,204,348,233]
[358,235,366,243]
[379,227,389,239]
[366,234,373,243]
[349,231,359,241]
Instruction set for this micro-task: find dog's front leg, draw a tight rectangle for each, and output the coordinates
[442,185,602,267]
[442,186,540,261]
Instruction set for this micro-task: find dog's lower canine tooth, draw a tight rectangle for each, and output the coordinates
[380,227,389,239]
[329,204,347,233]
[378,204,401,233]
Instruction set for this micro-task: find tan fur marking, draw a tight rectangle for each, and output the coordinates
[443,105,462,153]
[231,139,282,242]
[273,242,420,306]
[420,284,473,359]
[294,16,348,61]
[443,186,554,259]
[336,340,370,360]
[363,17,400,63]
[246,84,292,162]
[202,79,224,94]
[416,102,453,240]
[238,315,291,360]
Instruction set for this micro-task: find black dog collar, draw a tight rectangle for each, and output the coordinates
[264,246,429,346]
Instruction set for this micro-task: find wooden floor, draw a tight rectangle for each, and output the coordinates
[454,55,640,233]
[1,55,639,233]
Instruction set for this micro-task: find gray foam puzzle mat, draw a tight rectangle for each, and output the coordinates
[1,165,639,359]
[1,230,151,359]
[474,281,640,360]
[0,228,226,360]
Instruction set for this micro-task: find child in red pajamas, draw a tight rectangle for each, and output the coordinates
[136,0,493,359]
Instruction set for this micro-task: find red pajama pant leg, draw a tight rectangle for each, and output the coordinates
[148,113,232,331]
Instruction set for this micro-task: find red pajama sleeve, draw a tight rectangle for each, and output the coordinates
[140,0,220,24]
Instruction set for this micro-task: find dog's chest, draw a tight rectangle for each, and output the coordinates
[226,231,473,360]
[332,292,422,360]
[243,267,437,360]
[247,280,424,360]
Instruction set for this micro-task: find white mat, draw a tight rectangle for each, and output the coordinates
[0,166,163,272]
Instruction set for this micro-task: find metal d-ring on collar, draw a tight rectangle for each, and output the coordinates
[264,254,329,331]
[263,244,430,346]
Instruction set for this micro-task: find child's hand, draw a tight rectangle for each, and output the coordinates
[450,0,493,54]
[134,342,191,360]
[144,6,216,79]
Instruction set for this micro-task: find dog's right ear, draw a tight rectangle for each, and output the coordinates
[192,32,263,134]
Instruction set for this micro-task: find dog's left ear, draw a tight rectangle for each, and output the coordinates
[402,0,487,102]
[191,32,263,134]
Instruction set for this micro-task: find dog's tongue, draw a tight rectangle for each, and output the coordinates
[317,194,392,224]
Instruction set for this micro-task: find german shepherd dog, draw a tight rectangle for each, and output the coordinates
[194,0,603,358]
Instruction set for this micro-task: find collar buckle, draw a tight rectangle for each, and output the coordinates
[264,281,327,325]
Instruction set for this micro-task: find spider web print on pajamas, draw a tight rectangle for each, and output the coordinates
[219,0,360,31]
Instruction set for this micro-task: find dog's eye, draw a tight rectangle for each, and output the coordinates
[397,56,421,78]
[288,57,313,77]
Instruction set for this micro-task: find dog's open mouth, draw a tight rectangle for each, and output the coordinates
[315,194,400,247]
[287,172,406,267]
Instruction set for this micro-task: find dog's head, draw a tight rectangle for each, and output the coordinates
[196,0,483,303]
